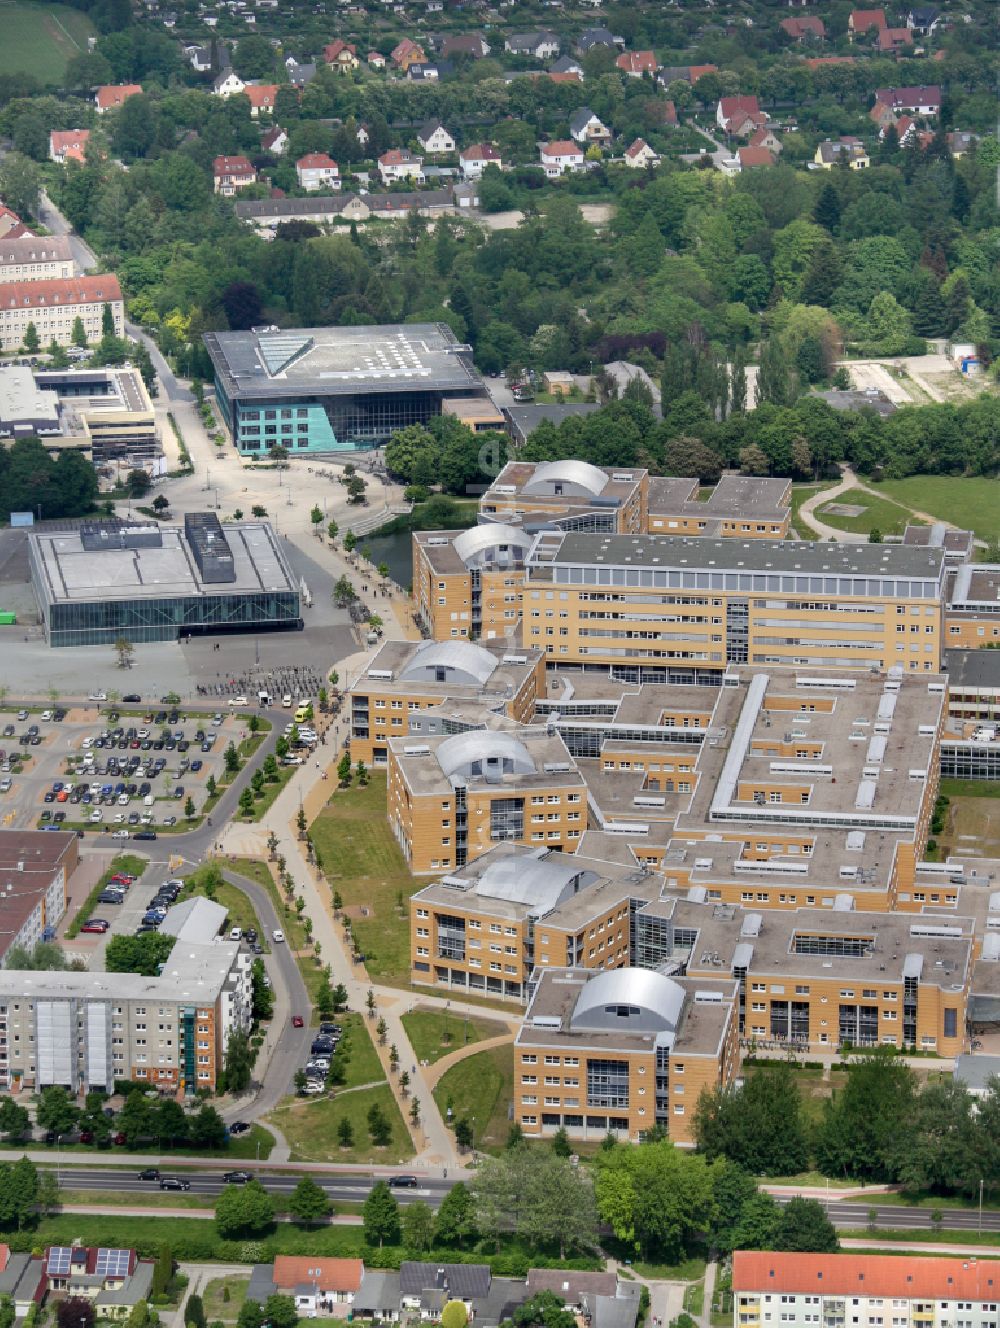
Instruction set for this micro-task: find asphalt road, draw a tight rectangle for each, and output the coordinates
[52,1166,452,1207]
[38,190,97,274]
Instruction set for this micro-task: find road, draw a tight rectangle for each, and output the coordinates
[38,189,97,275]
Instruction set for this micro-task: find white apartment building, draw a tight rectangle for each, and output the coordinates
[0,275,124,351]
[0,237,74,284]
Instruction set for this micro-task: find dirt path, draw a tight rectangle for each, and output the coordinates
[796,468,977,544]
[422,1028,520,1091]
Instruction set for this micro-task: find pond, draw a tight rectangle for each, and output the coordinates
[359,529,414,591]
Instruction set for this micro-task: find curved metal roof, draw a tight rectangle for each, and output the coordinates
[398,641,499,686]
[522,459,608,497]
[478,853,598,912]
[570,967,685,1034]
[437,729,536,779]
[453,523,533,567]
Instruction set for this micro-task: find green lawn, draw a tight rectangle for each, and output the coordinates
[244,764,297,821]
[266,1083,412,1164]
[402,1007,508,1065]
[177,872,268,948]
[790,482,836,539]
[432,1043,514,1153]
[337,1012,385,1089]
[14,1123,274,1161]
[309,774,417,986]
[633,1255,706,1281]
[227,856,330,1005]
[876,475,1000,542]
[940,778,1000,799]
[0,0,95,82]
[203,1275,250,1321]
[67,854,147,938]
[814,489,922,538]
[59,1187,213,1211]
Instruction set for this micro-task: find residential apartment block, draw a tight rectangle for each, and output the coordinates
[523,533,946,680]
[409,843,659,999]
[0,236,74,284]
[0,941,251,1093]
[945,563,1000,648]
[732,1252,1000,1328]
[514,966,739,1144]
[350,638,544,767]
[646,475,791,538]
[412,524,532,642]
[387,719,586,874]
[0,830,76,963]
[0,274,124,352]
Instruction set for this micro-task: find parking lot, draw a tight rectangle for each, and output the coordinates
[0,701,257,838]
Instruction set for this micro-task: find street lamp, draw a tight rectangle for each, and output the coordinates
[980,1177,984,1233]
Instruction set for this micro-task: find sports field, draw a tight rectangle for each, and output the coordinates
[0,1,96,83]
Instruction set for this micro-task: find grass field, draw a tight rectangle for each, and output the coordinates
[432,1043,514,1153]
[814,489,922,538]
[401,1007,508,1065]
[336,1011,384,1089]
[266,1083,412,1164]
[228,856,328,1006]
[309,774,417,986]
[876,476,1000,542]
[790,482,836,539]
[203,1275,249,1321]
[939,793,1000,858]
[177,873,267,947]
[0,1,95,82]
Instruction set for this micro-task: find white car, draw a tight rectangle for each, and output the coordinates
[113,813,126,824]
[282,694,293,708]
[301,1081,324,1095]
[112,829,130,839]
[41,710,53,721]
[118,793,130,805]
[89,810,104,822]
[272,929,285,943]
[82,737,94,749]
[229,696,248,707]
[281,756,304,767]
[230,927,242,941]
[89,691,107,701]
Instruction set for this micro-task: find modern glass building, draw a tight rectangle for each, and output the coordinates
[203,323,489,457]
[29,518,301,647]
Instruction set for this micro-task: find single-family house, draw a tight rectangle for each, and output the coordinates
[406,63,441,81]
[459,143,502,177]
[285,58,316,87]
[49,129,90,164]
[779,16,825,39]
[0,1246,43,1318]
[577,26,623,52]
[214,154,257,195]
[869,98,897,129]
[368,50,386,69]
[244,83,279,117]
[539,139,585,176]
[814,136,870,167]
[615,50,657,76]
[95,84,142,113]
[716,94,766,135]
[261,126,288,156]
[248,1258,365,1315]
[907,5,941,34]
[323,39,359,71]
[947,130,978,158]
[749,125,782,153]
[378,148,425,185]
[352,1269,402,1322]
[848,8,886,37]
[569,107,611,146]
[296,153,340,191]
[737,145,775,170]
[874,83,941,114]
[44,1247,154,1319]
[186,44,212,71]
[0,207,31,240]
[390,38,426,69]
[549,54,583,75]
[417,120,456,153]
[440,33,490,59]
[624,138,658,168]
[879,27,914,50]
[213,69,245,97]
[504,30,559,58]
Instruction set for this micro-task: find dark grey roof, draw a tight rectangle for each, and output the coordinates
[247,1266,278,1305]
[504,402,599,443]
[547,532,947,579]
[399,1263,491,1299]
[418,117,447,139]
[815,388,897,418]
[944,649,1000,690]
[550,55,581,72]
[953,1054,1000,1091]
[0,1253,38,1299]
[569,107,598,135]
[578,25,616,47]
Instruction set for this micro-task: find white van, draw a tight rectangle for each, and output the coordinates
[144,794,154,806]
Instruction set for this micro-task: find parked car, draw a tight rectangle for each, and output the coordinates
[228,1121,251,1136]
[292,1015,304,1028]
[81,920,110,934]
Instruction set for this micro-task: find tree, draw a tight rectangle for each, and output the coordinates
[363,1181,400,1247]
[37,1167,60,1218]
[186,1294,206,1328]
[343,530,357,556]
[115,635,135,669]
[815,1052,917,1181]
[263,1297,298,1328]
[472,1149,598,1258]
[774,1198,839,1253]
[239,787,255,818]
[0,1158,38,1229]
[0,1098,28,1141]
[337,752,352,785]
[221,282,262,331]
[102,302,117,340]
[289,1176,331,1226]
[694,1065,811,1176]
[368,1100,391,1145]
[506,1293,576,1328]
[455,1118,474,1151]
[184,795,196,820]
[813,181,841,232]
[106,932,176,976]
[152,1244,173,1298]
[756,338,791,408]
[37,1085,78,1138]
[327,519,339,544]
[337,1116,354,1148]
[215,1179,274,1237]
[72,317,88,348]
[22,322,39,354]
[551,1125,572,1157]
[0,152,40,220]
[152,494,169,515]
[223,1028,253,1092]
[310,506,323,534]
[403,1200,436,1252]
[441,1304,468,1328]
[593,1139,717,1260]
[435,1180,476,1247]
[225,743,240,773]
[57,1300,95,1328]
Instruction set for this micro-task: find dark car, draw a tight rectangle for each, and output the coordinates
[159,1177,190,1191]
[134,831,157,840]
[138,1168,160,1180]
[98,891,125,905]
[389,1175,419,1189]
[190,760,202,772]
[223,1171,253,1184]
[123,695,141,703]
[311,1038,334,1055]
[228,1121,251,1136]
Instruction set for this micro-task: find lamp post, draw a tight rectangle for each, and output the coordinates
[980,1177,984,1234]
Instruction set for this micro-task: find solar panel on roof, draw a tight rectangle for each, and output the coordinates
[48,1247,73,1275]
[95,1249,132,1278]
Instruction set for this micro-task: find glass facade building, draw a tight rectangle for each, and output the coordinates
[43,588,301,647]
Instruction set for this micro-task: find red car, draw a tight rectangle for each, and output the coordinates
[81,921,109,934]
[114,1132,127,1145]
[292,1015,304,1028]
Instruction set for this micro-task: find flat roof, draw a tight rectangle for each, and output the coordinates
[0,941,244,1002]
[389,719,584,798]
[0,366,59,426]
[647,473,790,520]
[0,829,77,873]
[945,648,1000,689]
[541,533,946,579]
[31,521,297,605]
[949,563,1000,608]
[204,323,483,401]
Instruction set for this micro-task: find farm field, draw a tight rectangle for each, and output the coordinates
[0,1,95,82]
